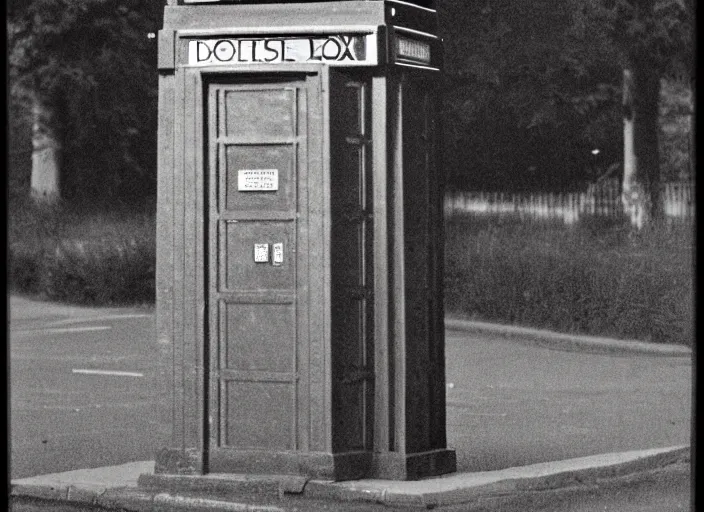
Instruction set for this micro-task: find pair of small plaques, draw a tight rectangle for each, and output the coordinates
[254,243,284,266]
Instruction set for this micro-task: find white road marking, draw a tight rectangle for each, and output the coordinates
[47,313,152,325]
[11,313,151,335]
[15,326,112,335]
[11,355,139,364]
[72,369,144,377]
[12,427,145,443]
[461,412,508,417]
[12,401,155,411]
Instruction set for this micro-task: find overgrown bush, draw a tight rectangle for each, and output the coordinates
[9,199,155,306]
[444,215,694,345]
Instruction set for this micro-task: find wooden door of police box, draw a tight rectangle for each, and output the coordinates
[206,70,373,475]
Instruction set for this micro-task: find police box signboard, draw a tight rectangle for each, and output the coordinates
[180,0,435,6]
[188,33,378,66]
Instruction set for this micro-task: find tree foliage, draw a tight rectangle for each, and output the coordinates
[437,0,692,195]
[8,0,692,204]
[569,0,692,224]
[8,0,164,205]
[567,0,692,78]
[438,0,621,192]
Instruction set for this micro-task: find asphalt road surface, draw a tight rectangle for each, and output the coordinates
[10,296,691,481]
[487,463,692,512]
[443,329,692,473]
[9,297,169,479]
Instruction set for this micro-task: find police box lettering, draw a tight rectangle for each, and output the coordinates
[188,34,377,67]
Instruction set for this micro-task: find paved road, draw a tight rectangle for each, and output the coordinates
[442,463,692,512]
[10,296,691,480]
[9,297,169,479]
[444,329,691,473]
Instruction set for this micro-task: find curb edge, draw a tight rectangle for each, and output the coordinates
[445,317,692,357]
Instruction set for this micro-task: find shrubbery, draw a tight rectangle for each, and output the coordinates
[9,199,694,346]
[444,215,694,346]
[8,198,155,306]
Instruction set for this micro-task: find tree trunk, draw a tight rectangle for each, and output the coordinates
[621,68,642,228]
[30,92,62,203]
[689,77,695,179]
[621,63,663,229]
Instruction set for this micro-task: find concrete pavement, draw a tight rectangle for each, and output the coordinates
[11,447,689,510]
[10,298,692,510]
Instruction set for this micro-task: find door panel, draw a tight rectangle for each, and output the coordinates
[223,145,295,213]
[223,381,294,450]
[401,78,444,453]
[222,302,295,373]
[222,88,296,138]
[221,221,294,291]
[329,70,374,454]
[207,70,374,473]
[208,78,307,464]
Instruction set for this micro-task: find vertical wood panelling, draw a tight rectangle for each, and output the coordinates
[329,70,374,455]
[309,69,328,453]
[172,69,186,449]
[434,98,448,450]
[426,88,447,450]
[391,77,406,454]
[194,71,207,468]
[183,70,200,453]
[371,75,390,455]
[402,78,432,454]
[156,71,176,445]
[295,83,311,453]
[207,87,220,454]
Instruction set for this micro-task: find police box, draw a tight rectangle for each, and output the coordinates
[153,0,455,481]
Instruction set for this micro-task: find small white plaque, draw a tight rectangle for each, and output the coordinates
[272,243,284,266]
[396,36,432,65]
[254,243,270,263]
[238,169,279,192]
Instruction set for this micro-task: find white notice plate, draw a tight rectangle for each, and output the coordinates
[272,243,284,266]
[254,243,270,263]
[238,169,279,191]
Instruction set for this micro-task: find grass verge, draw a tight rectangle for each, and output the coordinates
[9,200,694,345]
[8,198,155,306]
[444,215,694,346]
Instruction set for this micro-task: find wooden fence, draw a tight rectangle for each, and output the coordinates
[444,180,694,224]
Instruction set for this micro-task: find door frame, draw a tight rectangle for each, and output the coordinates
[195,64,331,474]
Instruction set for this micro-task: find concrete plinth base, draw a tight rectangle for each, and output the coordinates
[140,450,457,499]
[154,447,374,481]
[138,472,308,499]
[372,449,457,480]
[152,447,456,482]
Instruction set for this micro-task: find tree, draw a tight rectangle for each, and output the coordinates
[437,0,692,210]
[437,0,623,192]
[8,0,163,206]
[567,0,693,228]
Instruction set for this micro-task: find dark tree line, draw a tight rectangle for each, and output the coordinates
[8,0,693,224]
[438,0,692,225]
[8,0,163,206]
